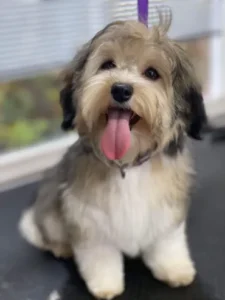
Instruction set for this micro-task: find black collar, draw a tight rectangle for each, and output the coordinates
[81,138,151,178]
[118,149,151,178]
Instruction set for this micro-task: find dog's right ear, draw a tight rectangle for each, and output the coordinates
[60,22,124,131]
[60,74,75,131]
[60,43,91,131]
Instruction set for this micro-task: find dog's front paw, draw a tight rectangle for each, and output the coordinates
[151,258,196,288]
[75,244,124,299]
[87,272,124,300]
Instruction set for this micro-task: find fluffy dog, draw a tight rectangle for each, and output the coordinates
[19,19,206,300]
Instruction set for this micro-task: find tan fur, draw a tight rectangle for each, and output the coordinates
[62,20,201,164]
[19,19,206,300]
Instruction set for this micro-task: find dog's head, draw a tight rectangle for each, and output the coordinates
[60,20,207,163]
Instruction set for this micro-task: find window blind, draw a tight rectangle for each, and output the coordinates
[0,0,220,82]
[111,0,166,25]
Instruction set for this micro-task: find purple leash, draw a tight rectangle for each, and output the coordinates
[138,0,148,26]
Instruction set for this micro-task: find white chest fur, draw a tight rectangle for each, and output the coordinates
[64,159,184,257]
[105,163,152,256]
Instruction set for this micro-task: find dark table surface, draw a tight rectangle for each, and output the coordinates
[1,138,225,300]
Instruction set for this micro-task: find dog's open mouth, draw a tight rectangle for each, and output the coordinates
[105,108,140,129]
[100,107,140,161]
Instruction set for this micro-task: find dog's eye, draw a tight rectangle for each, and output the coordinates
[100,60,116,70]
[144,67,160,80]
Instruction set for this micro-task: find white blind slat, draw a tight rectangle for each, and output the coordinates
[0,0,220,81]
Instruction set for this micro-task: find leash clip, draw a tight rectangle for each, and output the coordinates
[138,0,148,26]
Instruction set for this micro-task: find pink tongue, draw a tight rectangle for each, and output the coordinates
[100,109,131,160]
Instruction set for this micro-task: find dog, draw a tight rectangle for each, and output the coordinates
[19,18,207,300]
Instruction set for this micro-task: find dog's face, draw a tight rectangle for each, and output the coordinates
[60,21,206,162]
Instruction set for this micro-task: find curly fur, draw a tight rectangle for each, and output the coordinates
[19,19,206,300]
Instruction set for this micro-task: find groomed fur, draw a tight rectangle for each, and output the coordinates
[19,19,206,300]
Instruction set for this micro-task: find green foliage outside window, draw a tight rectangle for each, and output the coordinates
[0,73,63,153]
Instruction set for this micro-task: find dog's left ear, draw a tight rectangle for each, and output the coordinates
[60,42,91,131]
[173,44,207,140]
[184,86,207,140]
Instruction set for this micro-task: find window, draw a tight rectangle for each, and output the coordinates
[0,72,62,153]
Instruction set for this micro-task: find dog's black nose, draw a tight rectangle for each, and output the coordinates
[111,83,133,103]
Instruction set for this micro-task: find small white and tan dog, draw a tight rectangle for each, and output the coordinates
[19,18,207,300]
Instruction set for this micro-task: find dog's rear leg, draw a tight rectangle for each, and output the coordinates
[19,208,47,251]
[19,208,72,258]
